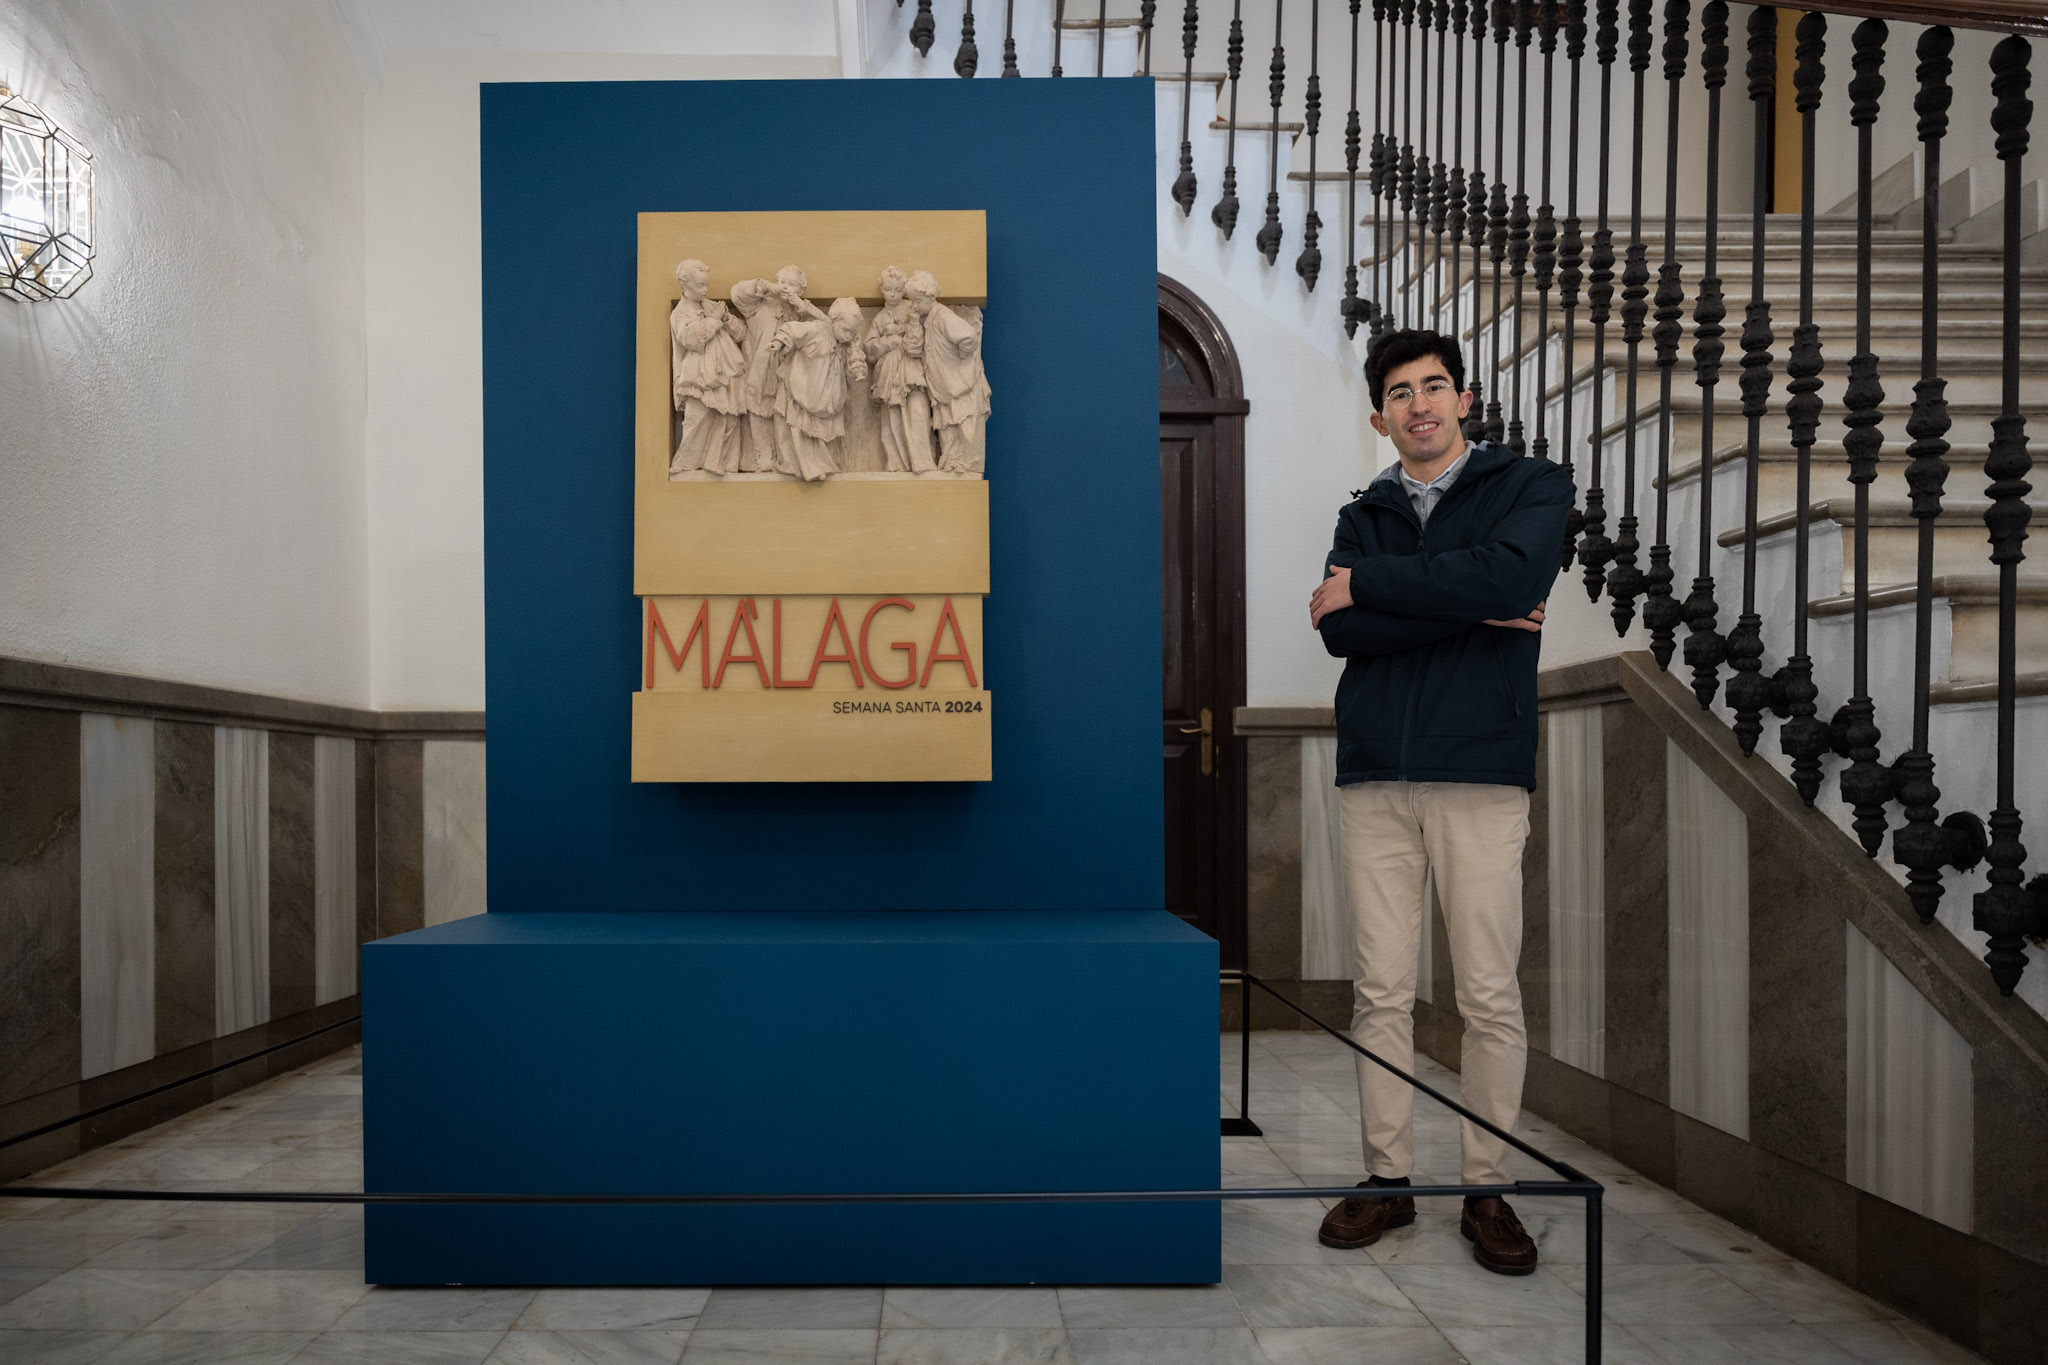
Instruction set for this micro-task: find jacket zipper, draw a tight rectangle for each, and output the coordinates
[1396,503,1426,781]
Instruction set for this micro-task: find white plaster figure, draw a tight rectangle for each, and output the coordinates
[667,259,746,478]
[908,270,992,475]
[731,265,823,473]
[862,266,935,474]
[767,297,868,482]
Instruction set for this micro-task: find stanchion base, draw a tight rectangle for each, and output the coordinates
[1220,1117,1263,1137]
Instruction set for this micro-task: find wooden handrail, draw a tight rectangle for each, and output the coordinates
[1745,2,2044,39]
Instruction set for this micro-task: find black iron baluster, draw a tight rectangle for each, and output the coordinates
[1682,0,1728,707]
[1300,0,1326,287]
[1343,0,1366,335]
[1259,2,1289,264]
[1484,0,1510,443]
[1173,1,1200,210]
[1398,2,1418,324]
[1430,0,1451,332]
[1097,0,1109,76]
[1831,19,1892,853]
[956,0,980,76]
[1505,0,1534,454]
[1412,1,1434,324]
[1053,0,1066,74]
[913,0,937,57]
[1216,2,1246,235]
[1557,0,1589,564]
[1142,1,1158,74]
[1607,0,1654,634]
[1448,0,1470,355]
[1771,11,1830,806]
[1003,0,1021,75]
[1378,3,1402,337]
[1577,0,1621,597]
[1370,0,1390,337]
[1893,25,1988,925]
[1528,0,1558,467]
[1463,0,1489,435]
[1642,0,1689,665]
[1724,4,1775,754]
[1975,35,2038,997]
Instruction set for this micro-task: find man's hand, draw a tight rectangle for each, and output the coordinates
[1483,600,1546,633]
[1310,564,1354,628]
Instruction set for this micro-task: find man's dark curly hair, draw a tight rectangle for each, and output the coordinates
[1362,329,1467,412]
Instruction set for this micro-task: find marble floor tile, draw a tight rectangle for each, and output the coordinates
[1716,1261,1899,1325]
[696,1287,878,1331]
[93,1329,319,1363]
[81,1219,288,1270]
[1626,1321,1864,1363]
[875,1325,1072,1364]
[288,1330,506,1364]
[1217,1142,1294,1178]
[487,1329,691,1365]
[880,1288,1063,1329]
[94,1147,284,1185]
[1056,1286,1245,1330]
[1551,1263,1792,1326]
[1598,1174,1707,1217]
[1442,1323,1664,1364]
[148,1268,370,1331]
[0,1218,154,1268]
[1379,1264,1590,1328]
[1369,1203,1691,1269]
[0,1328,135,1364]
[1810,1320,1992,1363]
[332,1285,537,1331]
[1218,1202,1361,1266]
[1250,1324,1464,1365]
[0,1268,222,1331]
[0,1265,60,1304]
[680,1328,879,1363]
[1065,1327,1271,1365]
[228,1215,363,1270]
[516,1288,712,1331]
[1220,1263,1429,1328]
[1630,1209,1794,1264]
[238,1150,363,1188]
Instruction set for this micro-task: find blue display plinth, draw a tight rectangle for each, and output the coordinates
[363,911,1218,1285]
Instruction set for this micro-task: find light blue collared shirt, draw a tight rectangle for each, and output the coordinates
[1387,447,1472,527]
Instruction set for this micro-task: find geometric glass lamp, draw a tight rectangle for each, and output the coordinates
[0,83,94,302]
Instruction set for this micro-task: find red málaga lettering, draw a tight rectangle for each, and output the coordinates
[859,598,917,690]
[803,598,865,688]
[920,596,980,689]
[645,598,712,689]
[713,598,771,689]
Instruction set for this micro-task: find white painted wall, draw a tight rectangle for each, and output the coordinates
[0,0,370,704]
[362,49,838,710]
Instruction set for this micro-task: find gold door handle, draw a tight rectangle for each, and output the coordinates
[1178,706,1215,777]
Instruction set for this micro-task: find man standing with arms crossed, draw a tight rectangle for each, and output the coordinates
[1308,329,1569,1274]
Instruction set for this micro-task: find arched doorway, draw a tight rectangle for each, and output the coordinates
[1158,274,1249,968]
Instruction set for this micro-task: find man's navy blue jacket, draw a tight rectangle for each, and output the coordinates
[1317,441,1572,790]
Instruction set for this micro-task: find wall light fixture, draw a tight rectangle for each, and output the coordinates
[0,82,94,301]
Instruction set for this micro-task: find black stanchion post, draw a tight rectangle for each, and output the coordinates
[1222,973,1263,1136]
[1585,1187,1604,1362]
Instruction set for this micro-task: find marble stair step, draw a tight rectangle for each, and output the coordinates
[1584,395,2014,463]
[1657,439,2003,502]
[1535,354,2045,410]
[1806,573,2048,684]
[1714,499,2002,597]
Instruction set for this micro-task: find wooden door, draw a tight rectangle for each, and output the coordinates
[1158,276,1249,968]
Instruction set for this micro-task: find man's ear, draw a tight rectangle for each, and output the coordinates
[1456,389,1474,418]
[1369,410,1390,438]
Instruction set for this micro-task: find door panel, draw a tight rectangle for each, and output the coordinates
[1161,422,1219,940]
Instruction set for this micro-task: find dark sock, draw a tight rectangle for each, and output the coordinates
[1367,1174,1410,1188]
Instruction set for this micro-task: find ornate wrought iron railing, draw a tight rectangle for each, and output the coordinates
[894,0,2048,999]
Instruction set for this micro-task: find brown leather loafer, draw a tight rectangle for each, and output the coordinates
[1317,1182,1417,1249]
[1460,1196,1538,1275]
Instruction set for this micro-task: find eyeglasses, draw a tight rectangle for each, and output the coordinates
[1383,377,1456,408]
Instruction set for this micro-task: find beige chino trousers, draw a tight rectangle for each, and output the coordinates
[1338,780,1530,1186]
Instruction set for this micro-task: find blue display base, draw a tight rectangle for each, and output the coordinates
[362,911,1218,1285]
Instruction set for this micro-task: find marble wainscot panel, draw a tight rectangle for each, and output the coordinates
[422,739,486,926]
[354,738,377,946]
[79,714,156,1079]
[1244,738,1302,988]
[154,721,215,1056]
[1846,922,1972,1234]
[0,707,82,1106]
[375,739,425,938]
[268,732,317,1020]
[1299,736,1349,984]
[313,736,358,1004]
[1602,702,1668,1102]
[215,726,270,1036]
[1667,738,1749,1141]
[1545,705,1604,1077]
